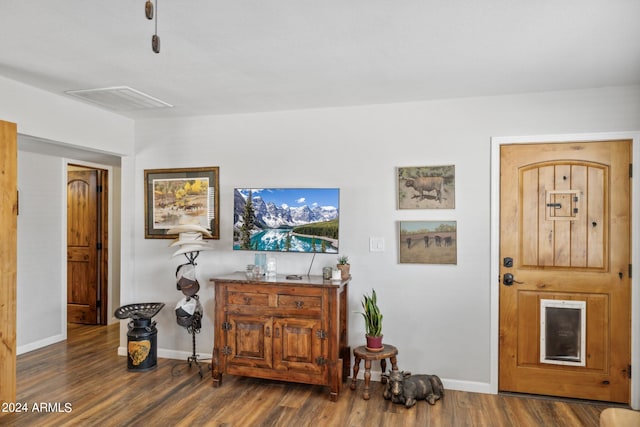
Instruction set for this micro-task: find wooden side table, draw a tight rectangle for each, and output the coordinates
[350,344,398,400]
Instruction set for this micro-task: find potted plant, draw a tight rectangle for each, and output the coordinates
[358,289,383,351]
[336,255,350,280]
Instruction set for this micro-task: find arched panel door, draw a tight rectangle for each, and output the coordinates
[499,140,631,403]
[67,169,99,324]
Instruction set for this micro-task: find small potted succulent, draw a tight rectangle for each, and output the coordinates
[336,255,350,280]
[358,289,383,351]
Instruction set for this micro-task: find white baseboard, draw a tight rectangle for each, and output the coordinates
[17,334,65,355]
[117,346,212,361]
[441,378,493,394]
[355,370,493,395]
[117,346,493,395]
[158,347,213,361]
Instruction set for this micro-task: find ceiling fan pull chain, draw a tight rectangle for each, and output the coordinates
[151,0,160,53]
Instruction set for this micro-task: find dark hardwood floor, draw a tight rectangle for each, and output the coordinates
[1,323,616,426]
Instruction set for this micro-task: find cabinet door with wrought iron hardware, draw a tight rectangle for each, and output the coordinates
[225,314,273,374]
[272,317,324,379]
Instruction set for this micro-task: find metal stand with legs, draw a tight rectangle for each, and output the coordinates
[171,308,210,379]
[185,313,205,378]
[168,227,215,380]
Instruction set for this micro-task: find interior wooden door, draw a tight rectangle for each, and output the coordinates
[67,169,99,324]
[0,120,17,404]
[499,140,631,403]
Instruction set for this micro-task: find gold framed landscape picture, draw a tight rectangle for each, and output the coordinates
[144,167,219,239]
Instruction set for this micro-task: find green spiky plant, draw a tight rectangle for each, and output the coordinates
[359,289,382,337]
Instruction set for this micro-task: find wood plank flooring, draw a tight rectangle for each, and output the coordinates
[1,323,619,426]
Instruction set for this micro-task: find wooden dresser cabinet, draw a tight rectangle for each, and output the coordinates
[210,273,350,401]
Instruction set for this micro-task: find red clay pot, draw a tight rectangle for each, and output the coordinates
[365,335,383,352]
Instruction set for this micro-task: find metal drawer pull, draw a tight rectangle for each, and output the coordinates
[265,326,270,337]
[244,296,252,304]
[275,328,280,338]
[295,300,304,309]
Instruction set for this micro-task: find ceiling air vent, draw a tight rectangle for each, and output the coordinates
[65,86,173,111]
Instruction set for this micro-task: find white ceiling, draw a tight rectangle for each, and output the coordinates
[1,1,639,120]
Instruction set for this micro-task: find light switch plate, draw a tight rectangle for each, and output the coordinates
[369,237,385,252]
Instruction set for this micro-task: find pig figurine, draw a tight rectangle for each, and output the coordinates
[382,370,444,408]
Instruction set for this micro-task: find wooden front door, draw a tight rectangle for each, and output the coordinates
[499,140,631,403]
[67,168,101,324]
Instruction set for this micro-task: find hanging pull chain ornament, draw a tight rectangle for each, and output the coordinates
[152,34,160,54]
[152,0,160,53]
[145,0,153,19]
[145,0,160,53]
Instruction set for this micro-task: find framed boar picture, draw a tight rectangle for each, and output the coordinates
[399,220,457,264]
[397,165,455,209]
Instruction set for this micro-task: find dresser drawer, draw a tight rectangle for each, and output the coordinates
[227,291,269,307]
[277,294,321,313]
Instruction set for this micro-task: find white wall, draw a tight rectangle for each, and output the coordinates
[132,85,640,391]
[0,76,134,156]
[2,75,134,353]
[16,151,65,351]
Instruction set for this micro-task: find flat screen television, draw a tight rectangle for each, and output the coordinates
[233,188,339,253]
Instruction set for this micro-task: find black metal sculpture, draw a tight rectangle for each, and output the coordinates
[382,370,444,408]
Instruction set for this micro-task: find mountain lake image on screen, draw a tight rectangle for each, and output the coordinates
[233,188,339,253]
